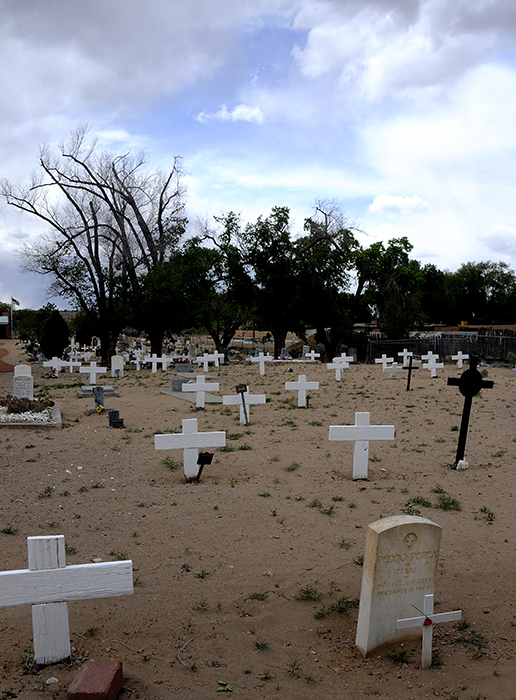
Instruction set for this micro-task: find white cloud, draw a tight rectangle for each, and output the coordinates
[369,194,429,214]
[195,104,265,125]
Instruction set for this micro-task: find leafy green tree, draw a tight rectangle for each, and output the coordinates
[448,261,516,324]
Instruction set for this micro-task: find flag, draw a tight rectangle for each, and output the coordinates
[11,297,20,306]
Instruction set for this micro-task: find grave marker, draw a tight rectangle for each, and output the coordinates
[447,355,494,464]
[0,535,132,665]
[144,353,166,373]
[329,412,395,479]
[383,362,404,380]
[396,593,461,669]
[326,361,345,381]
[251,351,273,375]
[13,366,34,400]
[403,356,420,391]
[375,354,394,370]
[355,515,442,657]
[155,418,226,479]
[398,348,413,365]
[304,349,321,362]
[43,358,72,374]
[79,362,107,385]
[14,364,32,377]
[451,351,469,369]
[110,355,124,378]
[223,388,266,425]
[181,376,220,410]
[421,351,443,378]
[285,374,319,407]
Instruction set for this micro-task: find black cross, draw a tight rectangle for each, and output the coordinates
[403,356,420,391]
[447,356,494,464]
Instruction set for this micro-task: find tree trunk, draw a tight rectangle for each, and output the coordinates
[272,329,287,359]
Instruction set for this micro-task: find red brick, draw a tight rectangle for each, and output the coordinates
[67,660,123,700]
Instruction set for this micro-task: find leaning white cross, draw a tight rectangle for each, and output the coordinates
[285,374,319,407]
[398,348,413,365]
[0,535,133,666]
[329,412,395,479]
[181,376,220,409]
[251,351,273,375]
[452,351,469,369]
[375,354,394,370]
[155,418,226,479]
[383,362,404,380]
[333,352,354,367]
[222,390,266,425]
[396,594,462,670]
[79,361,107,385]
[421,351,444,378]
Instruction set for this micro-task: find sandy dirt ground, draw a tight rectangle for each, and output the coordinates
[0,339,515,700]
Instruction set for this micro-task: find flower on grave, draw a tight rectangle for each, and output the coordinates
[96,404,105,413]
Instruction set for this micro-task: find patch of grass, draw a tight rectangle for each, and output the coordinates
[435,492,462,511]
[403,503,421,516]
[254,639,270,651]
[295,584,323,601]
[258,491,271,498]
[286,658,302,676]
[195,569,210,579]
[285,461,300,472]
[258,670,274,681]
[249,592,269,601]
[90,481,104,489]
[479,506,495,523]
[319,504,335,516]
[450,425,459,431]
[308,420,323,426]
[353,555,364,567]
[1,525,18,535]
[37,486,54,499]
[78,485,89,493]
[314,595,359,620]
[386,648,409,665]
[65,543,77,555]
[86,626,99,637]
[193,599,209,611]
[337,538,352,549]
[332,495,344,502]
[409,496,433,508]
[219,445,235,453]
[161,456,181,470]
[227,432,243,440]
[307,498,322,509]
[238,443,253,450]
[369,454,382,463]
[110,550,128,560]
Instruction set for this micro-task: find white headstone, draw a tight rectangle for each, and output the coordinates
[155,418,226,479]
[0,535,133,665]
[111,355,125,378]
[329,412,395,479]
[13,374,34,400]
[355,515,442,658]
[285,374,319,407]
[14,364,32,377]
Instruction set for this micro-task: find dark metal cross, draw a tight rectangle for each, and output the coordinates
[403,356,420,391]
[447,356,494,464]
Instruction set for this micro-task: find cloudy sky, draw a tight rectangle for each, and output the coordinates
[1,0,516,308]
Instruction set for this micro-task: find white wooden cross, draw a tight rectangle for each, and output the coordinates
[155,418,226,479]
[375,354,394,370]
[181,375,220,409]
[144,353,166,373]
[209,351,225,367]
[333,352,354,367]
[422,351,444,378]
[383,362,404,380]
[396,594,462,669]
[285,374,319,407]
[251,351,273,375]
[196,353,213,372]
[304,349,320,362]
[133,348,143,371]
[222,390,266,425]
[0,535,133,666]
[329,412,395,479]
[327,360,345,381]
[43,357,72,374]
[452,351,469,369]
[79,361,107,385]
[398,348,413,365]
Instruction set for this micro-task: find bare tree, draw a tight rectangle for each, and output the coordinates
[1,126,187,358]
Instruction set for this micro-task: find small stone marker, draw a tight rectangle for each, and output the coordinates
[375,354,394,370]
[285,374,319,407]
[181,375,220,410]
[67,660,123,700]
[447,355,494,464]
[251,351,273,375]
[421,351,444,378]
[355,515,442,657]
[383,362,404,380]
[329,412,395,479]
[154,418,226,479]
[93,386,105,409]
[280,347,291,360]
[396,593,461,669]
[13,372,34,400]
[79,361,107,385]
[223,387,266,425]
[110,355,124,378]
[451,351,469,369]
[0,535,133,665]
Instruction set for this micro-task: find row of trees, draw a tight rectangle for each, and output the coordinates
[3,128,516,360]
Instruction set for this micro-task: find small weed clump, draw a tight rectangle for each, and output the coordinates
[295,584,323,601]
[479,506,495,523]
[161,456,180,470]
[314,596,359,620]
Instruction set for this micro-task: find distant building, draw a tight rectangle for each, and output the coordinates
[0,315,9,339]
